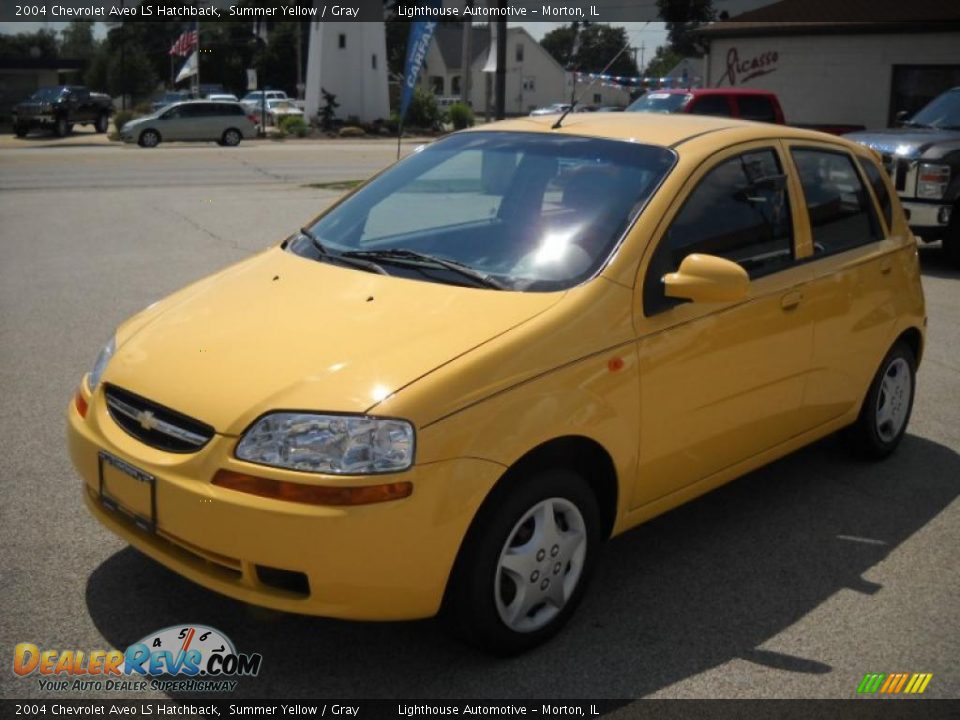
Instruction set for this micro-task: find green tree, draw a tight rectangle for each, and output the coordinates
[60,21,96,61]
[540,24,639,77]
[107,41,158,99]
[0,29,59,61]
[644,45,683,79]
[657,0,715,57]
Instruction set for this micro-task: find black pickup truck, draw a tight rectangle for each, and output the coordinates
[847,88,960,267]
[12,85,113,137]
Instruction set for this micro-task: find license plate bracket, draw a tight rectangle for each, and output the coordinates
[98,451,156,534]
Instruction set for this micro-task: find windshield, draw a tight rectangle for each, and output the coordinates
[268,100,292,109]
[909,89,960,129]
[627,92,692,114]
[29,87,66,102]
[290,132,676,291]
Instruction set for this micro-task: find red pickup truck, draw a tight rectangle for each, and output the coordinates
[626,88,864,136]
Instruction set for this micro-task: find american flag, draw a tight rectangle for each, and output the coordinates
[169,26,198,57]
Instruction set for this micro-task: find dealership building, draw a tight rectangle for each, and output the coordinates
[697,2,960,129]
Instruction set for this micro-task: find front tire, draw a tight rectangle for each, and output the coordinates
[54,116,69,137]
[95,113,109,133]
[221,128,242,147]
[138,129,160,148]
[848,341,916,459]
[943,205,960,268]
[445,468,601,655]
[14,124,28,138]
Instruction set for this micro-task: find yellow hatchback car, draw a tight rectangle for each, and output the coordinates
[68,113,925,654]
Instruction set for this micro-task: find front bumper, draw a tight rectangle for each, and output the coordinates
[67,383,503,620]
[902,200,952,240]
[13,114,55,126]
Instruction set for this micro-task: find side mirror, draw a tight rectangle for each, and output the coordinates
[663,253,749,304]
[895,110,909,126]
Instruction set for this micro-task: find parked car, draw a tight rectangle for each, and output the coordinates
[530,103,572,116]
[847,87,960,266]
[118,100,257,147]
[265,98,305,126]
[150,91,191,114]
[207,93,239,103]
[627,88,864,136]
[12,85,112,137]
[241,90,289,113]
[69,113,924,655]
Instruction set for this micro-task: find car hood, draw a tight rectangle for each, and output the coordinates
[103,248,563,436]
[846,127,960,159]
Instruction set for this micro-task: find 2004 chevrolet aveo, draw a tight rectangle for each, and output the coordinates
[68,113,925,655]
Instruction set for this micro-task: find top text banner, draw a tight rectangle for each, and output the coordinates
[4,0,959,24]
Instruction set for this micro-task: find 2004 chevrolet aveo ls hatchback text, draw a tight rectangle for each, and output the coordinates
[68,113,925,655]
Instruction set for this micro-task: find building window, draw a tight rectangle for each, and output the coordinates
[338,34,346,49]
[522,77,535,92]
[371,54,377,70]
[452,76,462,95]
[593,93,602,104]
[516,43,524,62]
[430,76,444,95]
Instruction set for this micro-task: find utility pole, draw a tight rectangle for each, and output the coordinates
[494,8,506,119]
[639,42,646,75]
[460,1,472,106]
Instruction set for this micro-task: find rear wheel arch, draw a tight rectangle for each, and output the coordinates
[896,327,923,367]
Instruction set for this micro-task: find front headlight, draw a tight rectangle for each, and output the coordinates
[918,163,950,199]
[236,413,415,474]
[87,336,116,392]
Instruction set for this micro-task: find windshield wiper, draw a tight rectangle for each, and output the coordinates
[901,120,933,128]
[299,228,387,275]
[340,249,506,289]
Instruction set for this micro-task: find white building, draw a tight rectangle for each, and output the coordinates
[304,20,389,123]
[698,4,960,128]
[421,25,631,116]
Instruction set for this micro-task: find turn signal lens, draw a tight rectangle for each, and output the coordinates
[74,390,89,419]
[212,469,413,506]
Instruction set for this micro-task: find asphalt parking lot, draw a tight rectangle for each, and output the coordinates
[0,139,957,702]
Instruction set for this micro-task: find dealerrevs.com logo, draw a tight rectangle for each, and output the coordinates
[13,625,262,693]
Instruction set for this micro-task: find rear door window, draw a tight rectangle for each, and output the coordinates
[689,95,733,117]
[791,148,882,256]
[857,155,894,230]
[737,95,776,123]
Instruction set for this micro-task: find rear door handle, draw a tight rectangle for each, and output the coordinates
[880,258,893,274]
[781,291,803,310]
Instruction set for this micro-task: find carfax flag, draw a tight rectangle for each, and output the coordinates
[400,2,443,121]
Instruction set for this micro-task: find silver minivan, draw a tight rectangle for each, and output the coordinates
[119,100,257,148]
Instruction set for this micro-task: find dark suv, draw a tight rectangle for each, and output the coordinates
[848,88,960,266]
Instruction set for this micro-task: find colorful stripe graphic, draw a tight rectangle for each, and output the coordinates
[857,673,933,695]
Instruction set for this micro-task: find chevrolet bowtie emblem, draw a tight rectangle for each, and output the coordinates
[137,410,158,431]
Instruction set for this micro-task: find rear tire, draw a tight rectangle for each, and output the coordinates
[95,113,109,133]
[444,468,601,656]
[14,124,28,138]
[138,129,160,148]
[847,341,916,460]
[221,128,242,147]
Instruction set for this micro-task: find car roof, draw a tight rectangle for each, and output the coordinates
[648,87,775,97]
[465,112,867,154]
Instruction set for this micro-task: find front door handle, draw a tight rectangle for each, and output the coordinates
[781,291,803,310]
[880,257,893,274]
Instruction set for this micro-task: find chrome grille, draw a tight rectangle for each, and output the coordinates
[104,385,214,453]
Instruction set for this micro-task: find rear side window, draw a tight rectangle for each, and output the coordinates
[689,95,732,117]
[791,149,881,256]
[738,95,776,123]
[644,148,793,315]
[857,156,893,229]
